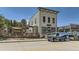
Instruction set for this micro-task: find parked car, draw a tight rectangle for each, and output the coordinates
[66,32,75,41]
[47,32,69,42]
[74,32,79,41]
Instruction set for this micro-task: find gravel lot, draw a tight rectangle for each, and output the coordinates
[0,39,79,51]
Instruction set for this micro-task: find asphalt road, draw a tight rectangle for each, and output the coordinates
[0,40,79,51]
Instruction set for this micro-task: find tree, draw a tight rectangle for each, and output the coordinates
[4,19,12,28]
[0,15,12,28]
[21,19,27,26]
[13,20,17,27]
[0,15,5,28]
[10,20,13,26]
[21,19,27,34]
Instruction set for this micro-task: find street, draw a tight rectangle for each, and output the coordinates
[0,39,79,51]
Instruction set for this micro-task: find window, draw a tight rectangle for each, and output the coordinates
[48,17,50,23]
[52,18,55,23]
[47,27,51,33]
[43,16,45,23]
[31,21,33,25]
[51,27,55,32]
[42,27,46,34]
[47,24,51,26]
[35,18,36,24]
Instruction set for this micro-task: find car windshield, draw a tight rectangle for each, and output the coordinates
[69,35,74,37]
[66,32,73,35]
[49,32,67,36]
[58,32,67,36]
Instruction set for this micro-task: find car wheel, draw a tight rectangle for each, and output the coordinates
[63,39,65,41]
[53,38,56,42]
[59,39,61,42]
[48,39,50,41]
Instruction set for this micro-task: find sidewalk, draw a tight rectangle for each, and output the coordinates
[0,38,47,43]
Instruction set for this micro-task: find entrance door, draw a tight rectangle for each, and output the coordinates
[47,27,51,33]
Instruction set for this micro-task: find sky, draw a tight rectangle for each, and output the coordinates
[0,7,79,26]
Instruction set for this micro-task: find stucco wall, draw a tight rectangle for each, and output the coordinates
[29,8,58,37]
[39,10,57,27]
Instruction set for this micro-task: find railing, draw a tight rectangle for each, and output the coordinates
[4,33,40,38]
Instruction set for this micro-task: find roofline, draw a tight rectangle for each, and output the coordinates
[29,11,38,22]
[38,7,59,13]
[58,23,79,28]
[29,7,59,22]
[70,24,79,26]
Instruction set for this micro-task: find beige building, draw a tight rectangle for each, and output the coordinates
[29,7,59,37]
[58,24,79,32]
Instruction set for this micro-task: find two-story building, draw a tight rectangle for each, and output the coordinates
[29,7,59,37]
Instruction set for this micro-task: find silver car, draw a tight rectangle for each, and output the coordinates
[47,32,69,42]
[74,32,79,41]
[66,32,75,41]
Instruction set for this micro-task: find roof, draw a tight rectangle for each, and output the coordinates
[12,27,22,29]
[38,7,59,13]
[29,26,38,27]
[70,24,79,26]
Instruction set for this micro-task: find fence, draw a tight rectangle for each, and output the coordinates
[4,33,40,38]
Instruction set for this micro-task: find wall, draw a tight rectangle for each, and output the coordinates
[29,11,40,27]
[39,10,57,27]
[38,10,57,37]
[29,8,58,37]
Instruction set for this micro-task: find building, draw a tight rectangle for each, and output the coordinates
[11,27,23,37]
[29,7,59,37]
[26,26,40,38]
[27,26,38,33]
[58,24,79,32]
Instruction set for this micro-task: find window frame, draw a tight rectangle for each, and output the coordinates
[48,17,50,23]
[52,18,55,23]
[43,16,46,23]
[35,18,36,24]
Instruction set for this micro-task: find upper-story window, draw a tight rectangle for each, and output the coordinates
[43,16,45,23]
[31,21,33,25]
[48,17,50,23]
[35,18,36,24]
[52,18,55,23]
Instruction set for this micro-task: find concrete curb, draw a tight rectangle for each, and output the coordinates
[0,39,47,43]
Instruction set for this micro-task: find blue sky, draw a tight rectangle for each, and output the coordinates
[0,7,79,26]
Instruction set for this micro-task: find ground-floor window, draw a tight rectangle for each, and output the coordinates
[42,27,56,34]
[47,27,51,33]
[42,27,47,34]
[51,27,55,32]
